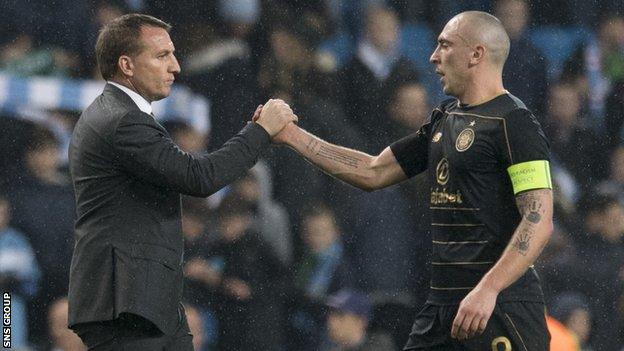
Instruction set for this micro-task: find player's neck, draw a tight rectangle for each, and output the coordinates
[457,79,506,107]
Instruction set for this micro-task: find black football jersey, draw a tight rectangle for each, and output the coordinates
[390,93,551,304]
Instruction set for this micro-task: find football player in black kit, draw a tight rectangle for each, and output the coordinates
[267,11,553,351]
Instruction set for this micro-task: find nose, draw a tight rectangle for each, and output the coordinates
[430,46,440,64]
[170,54,181,74]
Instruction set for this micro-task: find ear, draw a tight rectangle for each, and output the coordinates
[118,55,134,77]
[469,44,486,66]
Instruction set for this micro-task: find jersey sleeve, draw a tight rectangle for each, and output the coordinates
[389,117,436,178]
[501,109,552,194]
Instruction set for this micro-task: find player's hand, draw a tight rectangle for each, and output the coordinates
[451,284,498,340]
[272,121,298,144]
[255,99,298,137]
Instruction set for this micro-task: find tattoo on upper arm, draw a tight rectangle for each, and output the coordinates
[516,192,545,223]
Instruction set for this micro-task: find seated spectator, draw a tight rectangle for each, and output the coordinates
[47,297,86,351]
[0,193,40,349]
[563,13,624,121]
[7,125,75,341]
[543,82,607,189]
[231,163,293,265]
[605,80,624,150]
[209,194,289,350]
[494,0,547,114]
[597,144,624,204]
[184,303,206,351]
[551,292,593,351]
[320,289,397,351]
[288,203,354,350]
[0,30,78,77]
[368,76,429,151]
[162,120,208,154]
[573,193,624,350]
[338,4,419,153]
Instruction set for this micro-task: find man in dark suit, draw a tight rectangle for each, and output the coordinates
[67,14,296,350]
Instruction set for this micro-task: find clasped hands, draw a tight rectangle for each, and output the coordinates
[252,99,298,144]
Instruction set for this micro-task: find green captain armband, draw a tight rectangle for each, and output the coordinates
[507,160,552,194]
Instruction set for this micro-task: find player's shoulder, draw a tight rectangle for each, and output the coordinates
[499,93,533,119]
[435,98,458,113]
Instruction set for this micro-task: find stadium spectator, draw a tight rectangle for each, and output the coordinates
[163,120,209,154]
[319,289,397,351]
[338,5,419,153]
[551,292,593,351]
[494,0,548,114]
[543,82,607,188]
[605,80,624,150]
[597,144,624,204]
[563,13,624,121]
[180,197,221,350]
[184,304,206,351]
[288,203,354,350]
[209,193,289,350]
[7,125,75,341]
[573,194,624,350]
[0,194,40,349]
[181,0,260,151]
[0,32,78,77]
[47,297,86,351]
[366,76,429,151]
[231,162,293,265]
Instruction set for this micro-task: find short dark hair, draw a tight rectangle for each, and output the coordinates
[95,13,171,80]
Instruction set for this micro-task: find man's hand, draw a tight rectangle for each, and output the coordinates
[451,284,498,340]
[254,99,298,137]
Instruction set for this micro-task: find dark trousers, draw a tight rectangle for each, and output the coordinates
[72,306,193,351]
[403,301,550,351]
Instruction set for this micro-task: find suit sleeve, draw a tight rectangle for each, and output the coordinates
[113,110,270,197]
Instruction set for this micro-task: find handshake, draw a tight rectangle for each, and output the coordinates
[252,99,298,143]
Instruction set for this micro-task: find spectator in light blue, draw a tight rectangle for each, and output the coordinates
[0,193,40,349]
[289,203,353,351]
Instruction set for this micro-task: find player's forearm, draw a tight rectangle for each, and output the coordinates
[282,125,379,191]
[478,189,553,293]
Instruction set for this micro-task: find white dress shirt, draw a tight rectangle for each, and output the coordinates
[108,81,153,116]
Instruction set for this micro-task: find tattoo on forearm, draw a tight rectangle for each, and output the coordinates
[512,189,548,256]
[512,225,535,256]
[306,138,319,153]
[316,145,362,168]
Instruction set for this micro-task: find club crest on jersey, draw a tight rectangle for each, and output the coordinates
[455,128,475,152]
[432,132,442,142]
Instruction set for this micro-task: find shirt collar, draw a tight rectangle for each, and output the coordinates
[108,81,153,115]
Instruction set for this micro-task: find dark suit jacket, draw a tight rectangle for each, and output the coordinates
[67,84,270,335]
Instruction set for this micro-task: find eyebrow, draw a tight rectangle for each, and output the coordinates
[156,48,174,55]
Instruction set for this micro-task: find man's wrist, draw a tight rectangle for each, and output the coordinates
[477,273,504,294]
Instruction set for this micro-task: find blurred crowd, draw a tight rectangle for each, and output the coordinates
[1,0,624,350]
